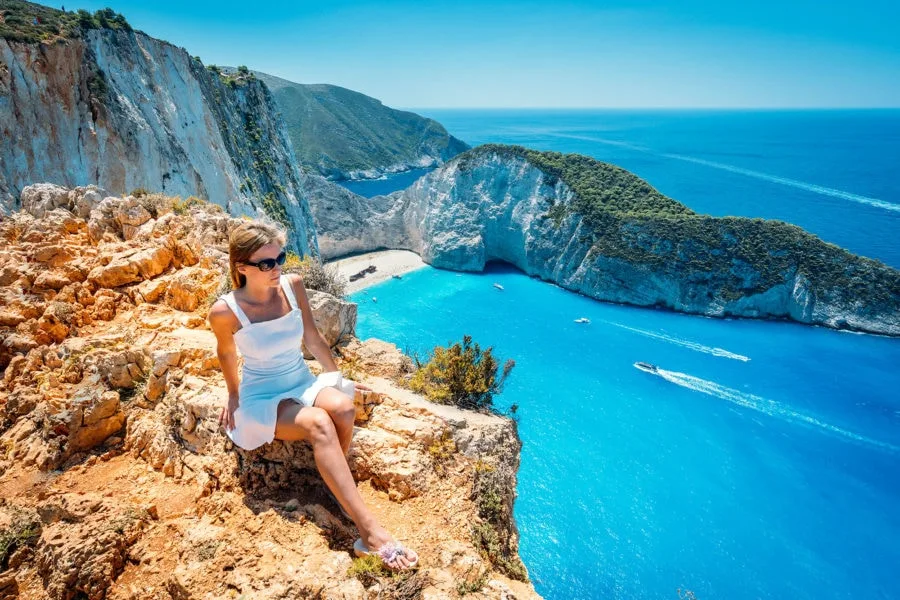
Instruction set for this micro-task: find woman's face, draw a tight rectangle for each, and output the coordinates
[238,242,284,288]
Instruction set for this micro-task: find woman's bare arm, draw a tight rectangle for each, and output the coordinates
[289,274,340,372]
[208,300,242,429]
[208,300,242,393]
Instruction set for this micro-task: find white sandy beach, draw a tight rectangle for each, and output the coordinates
[327,249,428,294]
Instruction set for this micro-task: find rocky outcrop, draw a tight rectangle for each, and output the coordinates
[0,185,359,470]
[303,174,384,260]
[0,186,539,599]
[313,146,900,336]
[0,28,317,256]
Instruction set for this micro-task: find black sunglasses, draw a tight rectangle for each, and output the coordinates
[245,250,287,272]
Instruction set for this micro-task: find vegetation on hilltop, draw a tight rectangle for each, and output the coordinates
[0,1,130,44]
[459,144,900,305]
[459,144,693,219]
[210,65,257,89]
[250,70,469,179]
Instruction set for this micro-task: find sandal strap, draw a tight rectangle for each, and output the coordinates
[377,542,405,563]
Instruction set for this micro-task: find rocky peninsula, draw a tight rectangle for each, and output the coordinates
[311,145,900,336]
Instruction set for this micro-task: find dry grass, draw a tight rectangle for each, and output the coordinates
[426,428,457,474]
[348,555,433,600]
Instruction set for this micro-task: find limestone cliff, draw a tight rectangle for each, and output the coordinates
[0,22,317,256]
[313,145,900,336]
[0,185,539,599]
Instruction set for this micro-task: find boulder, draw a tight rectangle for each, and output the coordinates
[303,290,356,357]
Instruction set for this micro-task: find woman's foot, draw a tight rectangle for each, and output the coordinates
[356,525,418,570]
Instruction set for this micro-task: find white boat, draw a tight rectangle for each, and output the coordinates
[493,283,504,290]
[634,361,659,374]
[372,297,377,303]
[574,317,591,324]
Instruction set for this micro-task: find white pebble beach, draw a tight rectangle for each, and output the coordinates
[327,249,428,294]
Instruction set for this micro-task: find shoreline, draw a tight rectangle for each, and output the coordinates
[330,253,899,337]
[327,249,428,294]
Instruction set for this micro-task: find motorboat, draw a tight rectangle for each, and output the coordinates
[574,317,590,324]
[493,283,504,290]
[634,361,659,374]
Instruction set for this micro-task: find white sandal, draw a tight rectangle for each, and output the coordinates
[353,538,419,569]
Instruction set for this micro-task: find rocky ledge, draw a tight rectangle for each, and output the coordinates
[0,184,538,600]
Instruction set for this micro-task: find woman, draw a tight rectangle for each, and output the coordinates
[207,221,418,570]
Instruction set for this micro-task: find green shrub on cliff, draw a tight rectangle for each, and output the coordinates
[409,335,514,412]
[0,513,40,570]
[259,191,292,232]
[470,459,529,581]
[0,1,131,43]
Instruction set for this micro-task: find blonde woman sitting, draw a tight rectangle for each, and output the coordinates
[207,222,418,570]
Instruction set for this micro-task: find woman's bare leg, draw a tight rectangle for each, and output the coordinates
[274,400,417,569]
[312,387,355,457]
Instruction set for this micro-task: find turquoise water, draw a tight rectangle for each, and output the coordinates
[348,111,900,599]
[352,265,900,600]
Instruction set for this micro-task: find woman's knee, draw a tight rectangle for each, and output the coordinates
[304,406,337,443]
[334,393,355,421]
[318,388,355,421]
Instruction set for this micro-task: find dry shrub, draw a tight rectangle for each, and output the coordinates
[283,253,347,299]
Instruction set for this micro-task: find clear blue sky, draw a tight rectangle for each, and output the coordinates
[68,0,899,109]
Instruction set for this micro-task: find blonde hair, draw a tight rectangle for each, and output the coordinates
[228,221,287,289]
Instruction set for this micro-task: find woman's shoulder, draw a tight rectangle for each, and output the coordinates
[284,273,308,306]
[284,272,303,285]
[285,272,306,293]
[207,295,235,323]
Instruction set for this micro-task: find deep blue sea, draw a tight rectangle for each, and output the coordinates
[338,167,434,198]
[348,111,900,600]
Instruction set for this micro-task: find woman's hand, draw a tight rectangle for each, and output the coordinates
[219,393,240,431]
[354,381,372,392]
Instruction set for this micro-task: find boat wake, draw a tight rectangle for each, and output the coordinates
[655,368,899,453]
[544,132,900,214]
[662,152,900,214]
[605,321,750,361]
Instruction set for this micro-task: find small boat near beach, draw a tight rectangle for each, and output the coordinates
[574,317,590,324]
[392,274,402,279]
[634,361,659,374]
[493,283,504,290]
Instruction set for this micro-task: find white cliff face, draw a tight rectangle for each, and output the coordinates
[0,30,317,256]
[314,151,900,336]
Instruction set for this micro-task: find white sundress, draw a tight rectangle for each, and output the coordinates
[220,274,355,450]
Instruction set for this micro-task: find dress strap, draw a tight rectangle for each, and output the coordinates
[280,275,299,311]
[222,292,252,328]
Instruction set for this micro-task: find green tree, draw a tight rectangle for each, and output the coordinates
[76,9,95,29]
[409,335,514,411]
